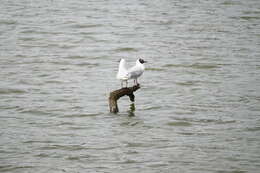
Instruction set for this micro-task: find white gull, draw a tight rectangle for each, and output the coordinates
[116,58,147,87]
[126,58,147,85]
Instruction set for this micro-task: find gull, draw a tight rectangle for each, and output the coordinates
[126,58,147,85]
[116,58,128,88]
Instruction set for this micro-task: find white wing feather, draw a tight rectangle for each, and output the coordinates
[116,59,128,80]
[127,64,144,79]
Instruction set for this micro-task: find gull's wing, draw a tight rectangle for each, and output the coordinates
[127,65,143,79]
[117,59,128,79]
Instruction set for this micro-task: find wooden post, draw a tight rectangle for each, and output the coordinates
[109,84,140,113]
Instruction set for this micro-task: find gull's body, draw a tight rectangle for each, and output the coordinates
[126,59,146,85]
[116,59,128,87]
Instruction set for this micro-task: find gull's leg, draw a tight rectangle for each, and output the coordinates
[136,79,139,85]
[126,80,128,88]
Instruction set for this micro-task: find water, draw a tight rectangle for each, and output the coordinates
[0,0,260,172]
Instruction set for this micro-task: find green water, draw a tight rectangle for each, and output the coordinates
[0,0,260,172]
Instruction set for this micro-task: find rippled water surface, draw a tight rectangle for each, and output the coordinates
[1,0,260,172]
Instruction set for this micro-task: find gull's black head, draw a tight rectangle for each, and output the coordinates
[139,58,147,64]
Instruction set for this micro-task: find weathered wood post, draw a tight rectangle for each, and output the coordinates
[109,84,140,113]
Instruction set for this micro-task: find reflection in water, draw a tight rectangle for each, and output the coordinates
[128,103,135,117]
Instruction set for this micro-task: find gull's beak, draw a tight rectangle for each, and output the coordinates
[117,59,121,62]
[144,60,148,63]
